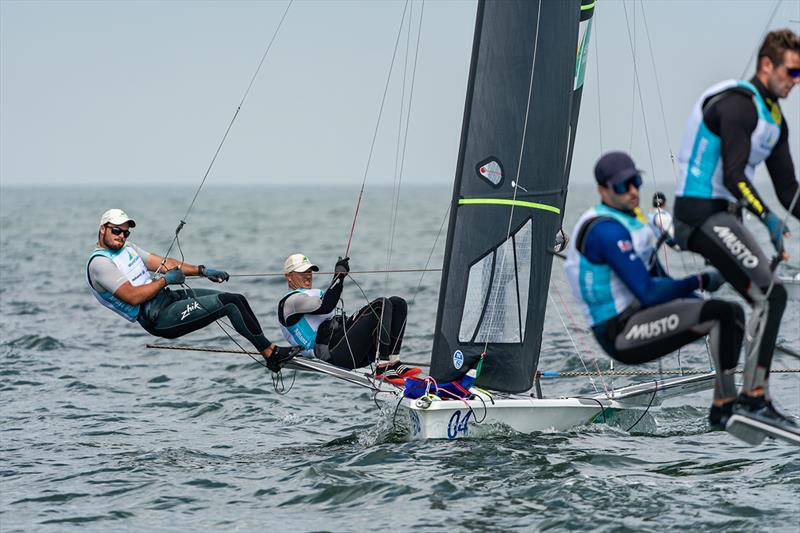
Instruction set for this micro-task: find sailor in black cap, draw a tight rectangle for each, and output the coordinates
[565,152,746,429]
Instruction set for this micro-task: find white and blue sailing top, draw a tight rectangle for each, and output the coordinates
[565,204,657,326]
[676,79,781,202]
[278,288,335,358]
[86,242,152,322]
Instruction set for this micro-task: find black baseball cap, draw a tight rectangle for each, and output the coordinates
[594,151,643,186]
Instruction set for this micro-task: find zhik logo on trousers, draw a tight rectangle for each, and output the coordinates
[181,301,200,321]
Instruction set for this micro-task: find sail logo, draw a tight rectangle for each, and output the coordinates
[452,350,464,370]
[712,226,759,268]
[625,314,679,341]
[447,410,471,439]
[180,301,200,321]
[476,158,503,186]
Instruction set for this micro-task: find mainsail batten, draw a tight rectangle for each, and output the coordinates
[430,0,592,393]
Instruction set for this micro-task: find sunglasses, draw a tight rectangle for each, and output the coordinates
[107,226,131,238]
[787,67,800,78]
[609,175,642,194]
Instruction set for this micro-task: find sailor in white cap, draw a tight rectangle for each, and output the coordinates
[277,253,420,381]
[86,209,298,371]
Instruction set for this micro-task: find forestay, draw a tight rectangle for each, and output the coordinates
[430,0,595,392]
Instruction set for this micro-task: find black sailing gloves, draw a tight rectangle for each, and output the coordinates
[163,268,185,285]
[334,256,350,280]
[199,265,230,283]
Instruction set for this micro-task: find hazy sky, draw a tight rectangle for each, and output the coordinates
[1,0,798,190]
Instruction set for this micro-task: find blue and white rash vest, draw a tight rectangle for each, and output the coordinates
[278,288,336,358]
[565,204,657,326]
[86,243,152,321]
[676,79,781,202]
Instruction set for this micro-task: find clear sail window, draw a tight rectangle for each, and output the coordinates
[458,219,532,343]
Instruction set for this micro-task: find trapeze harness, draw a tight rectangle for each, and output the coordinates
[278,288,336,360]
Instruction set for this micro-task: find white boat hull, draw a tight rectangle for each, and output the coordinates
[402,396,620,439]
[401,373,717,439]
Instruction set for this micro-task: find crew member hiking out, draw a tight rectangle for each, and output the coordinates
[673,29,800,425]
[277,253,420,381]
[565,152,745,430]
[86,209,298,372]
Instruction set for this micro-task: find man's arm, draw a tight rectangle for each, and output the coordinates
[710,93,773,219]
[583,220,701,307]
[113,277,168,305]
[88,255,167,306]
[765,121,800,220]
[280,278,344,327]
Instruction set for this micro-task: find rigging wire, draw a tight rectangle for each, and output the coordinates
[626,0,637,153]
[638,0,701,276]
[621,0,658,187]
[740,0,784,80]
[547,291,601,394]
[345,0,411,258]
[386,1,414,288]
[158,0,294,271]
[386,0,426,289]
[226,267,442,278]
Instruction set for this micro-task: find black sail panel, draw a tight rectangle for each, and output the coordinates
[430,0,590,393]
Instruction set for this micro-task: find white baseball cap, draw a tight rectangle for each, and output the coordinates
[284,253,319,274]
[100,208,136,227]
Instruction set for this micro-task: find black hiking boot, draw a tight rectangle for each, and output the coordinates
[708,401,735,431]
[266,346,301,373]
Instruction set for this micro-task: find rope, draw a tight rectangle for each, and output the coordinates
[621,0,658,187]
[345,0,411,257]
[158,0,294,268]
[740,0,783,79]
[546,291,601,393]
[144,345,800,378]
[385,0,425,289]
[144,343,431,369]
[225,267,442,278]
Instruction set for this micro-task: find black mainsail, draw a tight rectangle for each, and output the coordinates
[430,0,594,393]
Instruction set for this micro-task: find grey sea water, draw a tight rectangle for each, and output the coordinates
[1,183,799,531]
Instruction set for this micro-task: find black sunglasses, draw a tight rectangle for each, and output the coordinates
[107,226,131,238]
[787,66,800,78]
[609,175,642,194]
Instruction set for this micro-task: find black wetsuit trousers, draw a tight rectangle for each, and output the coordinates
[594,298,744,401]
[137,288,272,353]
[326,297,407,370]
[682,212,787,391]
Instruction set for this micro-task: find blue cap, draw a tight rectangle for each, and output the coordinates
[594,151,642,186]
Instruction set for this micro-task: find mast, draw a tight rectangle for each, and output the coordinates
[430,0,593,393]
